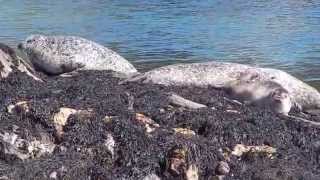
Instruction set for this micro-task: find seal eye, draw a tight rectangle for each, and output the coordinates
[26,39,34,43]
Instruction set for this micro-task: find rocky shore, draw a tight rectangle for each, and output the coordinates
[0,38,320,179]
[0,67,319,180]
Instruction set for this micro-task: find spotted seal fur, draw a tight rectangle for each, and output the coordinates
[224,78,292,115]
[124,61,320,111]
[18,35,138,76]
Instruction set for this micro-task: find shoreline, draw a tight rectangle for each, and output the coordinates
[2,40,320,90]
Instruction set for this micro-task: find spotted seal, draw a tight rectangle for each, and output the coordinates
[17,35,138,76]
[224,78,292,115]
[124,62,320,111]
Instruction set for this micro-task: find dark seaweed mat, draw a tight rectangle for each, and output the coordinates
[0,70,319,180]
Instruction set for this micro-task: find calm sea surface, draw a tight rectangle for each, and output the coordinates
[0,0,320,87]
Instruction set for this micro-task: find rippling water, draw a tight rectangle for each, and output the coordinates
[0,0,320,86]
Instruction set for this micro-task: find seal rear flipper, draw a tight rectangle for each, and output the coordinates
[118,72,146,85]
[111,71,140,80]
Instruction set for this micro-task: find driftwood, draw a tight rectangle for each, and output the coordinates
[167,93,207,109]
[288,115,320,126]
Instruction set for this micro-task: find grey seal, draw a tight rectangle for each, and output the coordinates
[224,78,292,115]
[124,62,320,111]
[17,35,138,76]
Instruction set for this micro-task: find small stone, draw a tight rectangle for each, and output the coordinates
[135,113,160,127]
[185,164,199,180]
[103,115,117,124]
[0,176,9,180]
[231,144,276,157]
[7,101,29,114]
[104,133,115,157]
[215,161,230,175]
[59,146,67,153]
[166,147,187,176]
[53,108,78,126]
[210,175,225,180]
[143,173,161,180]
[173,128,196,137]
[225,109,240,114]
[53,107,93,139]
[49,171,57,179]
[135,113,160,133]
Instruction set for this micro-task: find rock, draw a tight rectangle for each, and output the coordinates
[53,107,93,139]
[166,146,188,176]
[104,133,115,157]
[0,45,14,78]
[18,34,138,76]
[53,107,78,126]
[0,43,41,81]
[143,173,161,180]
[231,144,276,158]
[49,171,57,179]
[135,113,160,133]
[185,164,199,180]
[173,128,196,137]
[7,101,30,115]
[0,131,55,161]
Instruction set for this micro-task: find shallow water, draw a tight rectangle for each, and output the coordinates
[0,0,320,87]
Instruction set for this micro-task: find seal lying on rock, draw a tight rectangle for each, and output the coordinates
[124,62,320,111]
[224,79,292,115]
[18,35,138,76]
[0,43,41,81]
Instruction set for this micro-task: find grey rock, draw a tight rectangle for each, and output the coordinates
[18,34,138,76]
[0,43,41,81]
[0,131,55,161]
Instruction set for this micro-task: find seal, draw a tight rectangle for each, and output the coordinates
[224,78,292,115]
[124,61,320,111]
[0,43,41,81]
[17,35,138,76]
